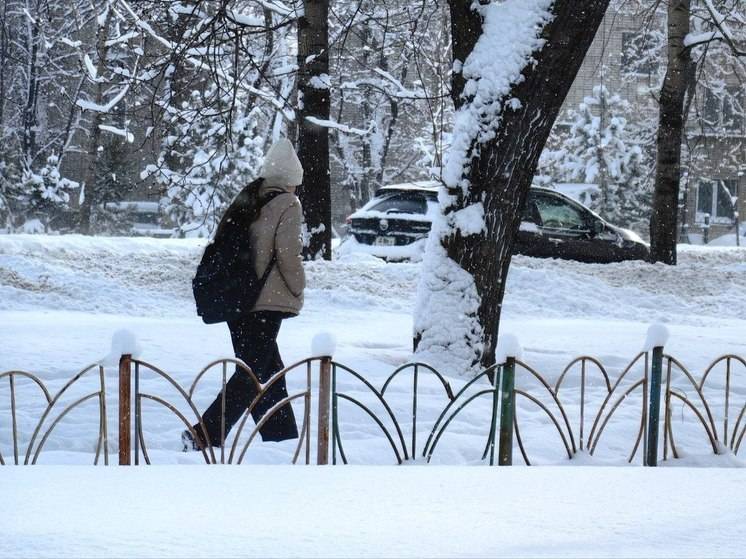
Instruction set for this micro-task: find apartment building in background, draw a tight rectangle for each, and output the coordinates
[562,9,744,244]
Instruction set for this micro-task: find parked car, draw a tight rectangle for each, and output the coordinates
[103,201,172,237]
[340,181,649,263]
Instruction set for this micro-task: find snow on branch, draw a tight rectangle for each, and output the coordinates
[305,117,369,136]
[83,54,101,83]
[443,0,554,194]
[99,125,134,143]
[249,0,296,18]
[22,8,36,25]
[684,31,723,48]
[702,0,746,57]
[77,82,130,113]
[181,54,294,119]
[60,37,82,49]
[225,9,265,27]
[118,0,175,50]
[105,31,140,48]
[372,68,428,99]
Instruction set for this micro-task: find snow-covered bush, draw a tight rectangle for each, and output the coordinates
[21,156,79,233]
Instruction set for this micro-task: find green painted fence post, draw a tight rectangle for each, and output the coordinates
[498,357,516,466]
[646,346,664,466]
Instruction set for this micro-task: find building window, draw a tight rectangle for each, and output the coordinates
[621,32,657,75]
[696,179,737,223]
[702,87,745,134]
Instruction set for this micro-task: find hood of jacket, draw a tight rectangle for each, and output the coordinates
[260,138,303,188]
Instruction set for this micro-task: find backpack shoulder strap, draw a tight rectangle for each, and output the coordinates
[256,191,293,283]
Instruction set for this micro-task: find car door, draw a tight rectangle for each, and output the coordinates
[532,192,596,261]
[513,192,548,257]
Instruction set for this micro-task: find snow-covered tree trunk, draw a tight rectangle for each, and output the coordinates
[297,0,331,260]
[649,0,693,265]
[414,0,610,375]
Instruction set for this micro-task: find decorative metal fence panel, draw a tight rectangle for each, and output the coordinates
[1,347,744,466]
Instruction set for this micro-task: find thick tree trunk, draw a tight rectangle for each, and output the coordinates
[649,0,692,265]
[297,0,331,260]
[415,0,610,373]
[78,11,113,235]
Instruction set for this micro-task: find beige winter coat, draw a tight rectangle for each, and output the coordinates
[250,183,305,315]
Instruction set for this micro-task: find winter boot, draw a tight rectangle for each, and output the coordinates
[181,428,206,452]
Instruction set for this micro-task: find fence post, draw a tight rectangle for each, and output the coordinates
[119,354,132,466]
[646,346,664,466]
[498,357,516,466]
[487,364,501,466]
[317,356,332,465]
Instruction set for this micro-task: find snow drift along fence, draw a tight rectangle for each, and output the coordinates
[1,345,745,466]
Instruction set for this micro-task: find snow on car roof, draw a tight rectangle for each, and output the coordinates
[376,180,440,193]
[378,182,559,195]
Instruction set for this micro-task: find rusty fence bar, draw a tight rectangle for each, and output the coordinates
[317,356,332,465]
[119,354,132,466]
[3,345,745,466]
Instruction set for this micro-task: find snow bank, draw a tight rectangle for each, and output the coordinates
[3,466,746,558]
[2,235,746,325]
[708,228,746,247]
[336,237,428,262]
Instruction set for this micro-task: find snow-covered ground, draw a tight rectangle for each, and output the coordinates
[4,466,746,558]
[1,235,745,468]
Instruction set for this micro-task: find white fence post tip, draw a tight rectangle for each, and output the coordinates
[496,333,523,365]
[643,323,670,351]
[311,332,337,358]
[100,329,142,366]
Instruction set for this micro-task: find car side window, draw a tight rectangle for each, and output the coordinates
[534,194,589,231]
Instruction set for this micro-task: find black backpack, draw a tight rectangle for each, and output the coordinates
[192,182,284,324]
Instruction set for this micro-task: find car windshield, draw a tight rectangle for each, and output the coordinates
[369,193,428,215]
[534,194,589,230]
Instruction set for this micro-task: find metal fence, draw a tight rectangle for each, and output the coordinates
[1,346,744,466]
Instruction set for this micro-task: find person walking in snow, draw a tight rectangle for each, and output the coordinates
[184,139,306,450]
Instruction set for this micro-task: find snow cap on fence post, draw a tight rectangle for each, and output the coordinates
[100,328,142,366]
[643,323,670,352]
[311,331,337,358]
[495,333,522,365]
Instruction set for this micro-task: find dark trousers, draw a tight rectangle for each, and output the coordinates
[199,311,299,444]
